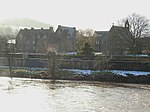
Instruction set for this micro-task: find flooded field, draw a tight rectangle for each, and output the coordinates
[0,77,150,112]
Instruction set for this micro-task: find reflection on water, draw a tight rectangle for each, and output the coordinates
[0,77,150,112]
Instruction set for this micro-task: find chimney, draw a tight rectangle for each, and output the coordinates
[49,27,53,31]
[41,28,43,30]
[31,28,34,30]
[24,28,28,30]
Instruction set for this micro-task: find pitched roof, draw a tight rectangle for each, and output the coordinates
[94,31,108,38]
[106,25,134,47]
[109,25,133,40]
[17,27,54,38]
[95,31,108,34]
[58,25,76,36]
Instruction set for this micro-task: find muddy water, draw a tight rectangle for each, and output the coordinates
[0,77,150,112]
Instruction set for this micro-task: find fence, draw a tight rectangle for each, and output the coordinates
[0,53,150,71]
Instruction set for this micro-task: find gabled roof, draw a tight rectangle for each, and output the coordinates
[109,25,133,40]
[57,25,76,36]
[107,25,134,47]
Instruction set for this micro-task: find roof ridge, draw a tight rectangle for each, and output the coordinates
[60,25,76,29]
[95,31,108,32]
[113,25,125,28]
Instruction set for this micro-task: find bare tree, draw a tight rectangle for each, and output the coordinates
[118,13,150,54]
[76,31,87,51]
[118,13,149,38]
[46,47,57,78]
[93,54,112,70]
[41,39,59,78]
[84,29,94,37]
[76,29,95,51]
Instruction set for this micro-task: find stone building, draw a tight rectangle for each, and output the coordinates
[16,25,77,53]
[54,25,76,52]
[103,21,133,55]
[93,31,108,52]
[16,27,54,53]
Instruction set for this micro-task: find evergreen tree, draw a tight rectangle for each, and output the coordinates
[78,42,94,57]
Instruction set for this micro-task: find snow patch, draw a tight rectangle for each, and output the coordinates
[63,69,150,76]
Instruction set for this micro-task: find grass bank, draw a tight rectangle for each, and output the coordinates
[0,68,150,84]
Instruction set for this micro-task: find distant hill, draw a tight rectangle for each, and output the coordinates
[0,18,51,28]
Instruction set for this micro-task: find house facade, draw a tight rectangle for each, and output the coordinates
[54,25,76,52]
[16,27,54,53]
[16,25,77,53]
[103,21,133,55]
[93,31,108,52]
[15,21,135,55]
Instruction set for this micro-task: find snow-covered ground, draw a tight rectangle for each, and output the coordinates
[110,70,150,76]
[1,66,150,76]
[64,69,150,76]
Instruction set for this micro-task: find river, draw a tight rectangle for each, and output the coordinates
[0,77,150,112]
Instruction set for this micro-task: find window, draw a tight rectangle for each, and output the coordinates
[43,35,47,39]
[33,46,36,51]
[33,40,35,44]
[96,41,100,44]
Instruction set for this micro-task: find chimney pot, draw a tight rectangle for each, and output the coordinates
[49,27,53,30]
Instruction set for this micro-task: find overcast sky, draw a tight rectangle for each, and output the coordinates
[0,0,150,30]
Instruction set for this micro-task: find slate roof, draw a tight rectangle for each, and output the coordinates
[57,25,76,36]
[94,31,108,38]
[139,37,150,49]
[17,27,54,38]
[95,31,108,35]
[110,26,133,40]
[104,25,134,50]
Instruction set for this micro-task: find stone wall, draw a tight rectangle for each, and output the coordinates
[0,55,150,71]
